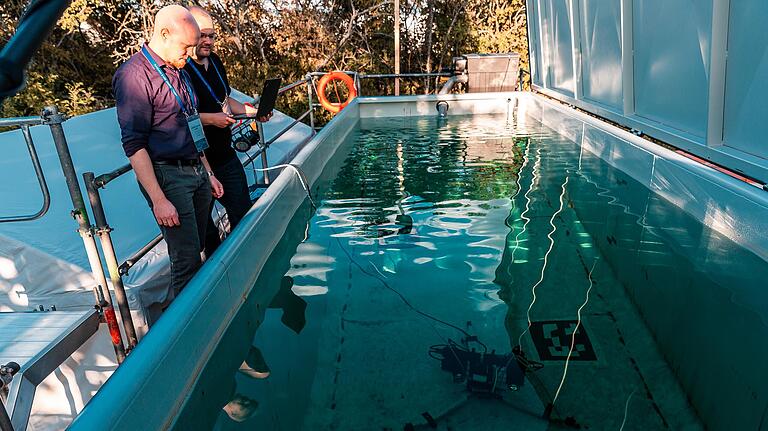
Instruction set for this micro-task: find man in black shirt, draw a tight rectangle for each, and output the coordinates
[185,6,272,257]
[113,5,224,299]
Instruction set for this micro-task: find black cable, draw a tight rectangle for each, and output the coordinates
[334,233,479,343]
[327,207,481,377]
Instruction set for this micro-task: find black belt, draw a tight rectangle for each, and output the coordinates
[154,158,201,167]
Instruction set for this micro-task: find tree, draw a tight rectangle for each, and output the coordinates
[0,0,530,118]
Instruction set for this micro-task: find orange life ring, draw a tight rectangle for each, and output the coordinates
[317,71,357,113]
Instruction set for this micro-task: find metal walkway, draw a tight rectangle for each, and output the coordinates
[0,310,99,431]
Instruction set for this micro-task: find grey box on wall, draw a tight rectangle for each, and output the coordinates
[465,53,520,93]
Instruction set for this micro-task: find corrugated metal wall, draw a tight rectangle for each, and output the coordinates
[527,0,768,184]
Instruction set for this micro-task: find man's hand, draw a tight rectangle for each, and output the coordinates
[210,174,224,198]
[244,103,258,116]
[153,197,180,227]
[201,112,236,128]
[244,103,272,123]
[129,149,180,227]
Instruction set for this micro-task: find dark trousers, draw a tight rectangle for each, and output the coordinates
[205,156,252,257]
[140,163,212,299]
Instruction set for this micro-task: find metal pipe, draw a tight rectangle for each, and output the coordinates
[260,147,270,184]
[278,79,307,95]
[83,172,107,225]
[264,110,311,147]
[359,72,450,79]
[436,101,449,117]
[239,147,265,174]
[96,287,125,363]
[94,163,132,188]
[438,74,468,94]
[84,172,139,350]
[394,0,400,95]
[0,116,43,128]
[256,121,270,184]
[119,234,163,276]
[308,70,358,77]
[42,106,107,303]
[305,75,315,130]
[0,125,50,223]
[353,73,362,97]
[239,110,310,171]
[42,105,126,360]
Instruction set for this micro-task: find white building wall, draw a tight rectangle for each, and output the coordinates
[527,0,768,184]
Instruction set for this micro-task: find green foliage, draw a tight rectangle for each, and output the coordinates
[0,72,101,118]
[0,72,58,117]
[0,0,119,117]
[0,0,530,118]
[469,0,530,89]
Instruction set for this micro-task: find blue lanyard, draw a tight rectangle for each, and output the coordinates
[187,57,229,106]
[141,46,197,116]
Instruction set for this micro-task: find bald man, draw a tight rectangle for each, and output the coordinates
[113,5,224,300]
[184,6,272,257]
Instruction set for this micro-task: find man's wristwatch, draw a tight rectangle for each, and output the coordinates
[207,171,215,177]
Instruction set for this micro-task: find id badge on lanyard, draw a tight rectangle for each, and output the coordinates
[186,113,209,152]
[141,47,208,152]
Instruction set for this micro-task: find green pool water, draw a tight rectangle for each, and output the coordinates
[173,114,768,430]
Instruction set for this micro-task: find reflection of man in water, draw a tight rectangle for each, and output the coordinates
[270,275,307,334]
[187,375,259,428]
[222,393,259,423]
[239,345,271,379]
[239,275,307,379]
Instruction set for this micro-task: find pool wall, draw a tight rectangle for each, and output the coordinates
[525,95,768,431]
[70,92,768,430]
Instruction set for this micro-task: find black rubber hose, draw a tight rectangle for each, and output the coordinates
[0,0,73,102]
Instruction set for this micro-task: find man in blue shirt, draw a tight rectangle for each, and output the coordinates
[113,5,224,300]
[185,6,272,257]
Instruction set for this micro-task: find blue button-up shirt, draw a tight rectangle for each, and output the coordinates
[112,44,200,161]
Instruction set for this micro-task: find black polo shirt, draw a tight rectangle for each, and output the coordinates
[184,52,236,168]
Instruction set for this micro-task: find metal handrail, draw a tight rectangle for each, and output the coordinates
[278,79,309,95]
[264,110,312,147]
[0,106,127,363]
[243,76,315,184]
[306,71,455,98]
[83,171,139,349]
[308,70,359,76]
[118,234,163,276]
[94,163,132,188]
[0,116,44,128]
[89,76,318,190]
[359,72,451,79]
[0,123,51,223]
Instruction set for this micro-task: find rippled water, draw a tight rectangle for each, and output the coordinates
[174,114,768,430]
